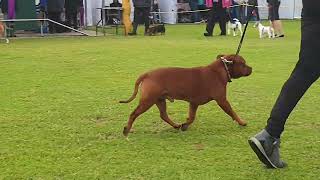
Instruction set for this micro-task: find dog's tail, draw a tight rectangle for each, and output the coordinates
[119,73,148,103]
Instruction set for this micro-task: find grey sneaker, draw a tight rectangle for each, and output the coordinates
[248,129,287,168]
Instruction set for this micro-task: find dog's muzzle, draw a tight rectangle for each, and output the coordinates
[246,67,253,76]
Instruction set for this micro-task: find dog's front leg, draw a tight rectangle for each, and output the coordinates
[181,103,199,131]
[216,98,247,126]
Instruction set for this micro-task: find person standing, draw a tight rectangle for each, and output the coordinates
[39,0,47,12]
[189,0,201,23]
[248,0,320,169]
[203,0,231,37]
[267,0,284,37]
[236,0,247,24]
[65,0,82,29]
[248,0,260,22]
[230,0,240,19]
[128,0,151,36]
[47,0,64,33]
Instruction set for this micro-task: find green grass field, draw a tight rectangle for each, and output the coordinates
[0,20,319,179]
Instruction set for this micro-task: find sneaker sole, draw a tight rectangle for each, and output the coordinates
[248,137,277,168]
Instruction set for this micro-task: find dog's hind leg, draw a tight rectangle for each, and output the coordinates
[123,101,154,136]
[181,103,199,131]
[156,99,181,129]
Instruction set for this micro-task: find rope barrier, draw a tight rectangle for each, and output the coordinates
[150,3,289,15]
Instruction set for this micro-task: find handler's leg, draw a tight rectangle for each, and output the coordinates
[249,17,320,168]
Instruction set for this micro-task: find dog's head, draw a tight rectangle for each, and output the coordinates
[256,22,264,29]
[217,54,252,79]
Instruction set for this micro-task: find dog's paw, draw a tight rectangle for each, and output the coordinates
[181,123,189,131]
[173,124,181,130]
[238,120,247,126]
[123,126,129,136]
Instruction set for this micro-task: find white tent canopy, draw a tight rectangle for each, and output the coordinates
[84,0,104,26]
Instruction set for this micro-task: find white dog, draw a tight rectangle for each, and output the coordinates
[256,22,275,39]
[227,18,243,36]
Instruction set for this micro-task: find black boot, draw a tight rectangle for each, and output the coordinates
[128,32,137,36]
[129,23,138,36]
[248,129,287,168]
[203,32,212,37]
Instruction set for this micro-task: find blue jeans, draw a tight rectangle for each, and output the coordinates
[189,1,200,22]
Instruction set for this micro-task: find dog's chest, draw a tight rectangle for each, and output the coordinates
[229,23,238,29]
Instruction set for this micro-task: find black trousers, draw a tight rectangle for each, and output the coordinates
[132,7,150,33]
[268,0,280,21]
[205,4,226,35]
[48,12,61,33]
[66,10,78,29]
[265,17,320,138]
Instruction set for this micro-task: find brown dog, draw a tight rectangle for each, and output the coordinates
[120,54,252,136]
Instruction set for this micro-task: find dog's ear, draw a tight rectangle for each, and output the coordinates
[216,54,225,59]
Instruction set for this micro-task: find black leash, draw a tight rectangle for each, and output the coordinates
[235,8,255,55]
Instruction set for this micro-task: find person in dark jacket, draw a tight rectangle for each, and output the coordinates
[128,0,151,36]
[248,0,320,169]
[204,0,228,37]
[65,0,82,29]
[47,0,64,33]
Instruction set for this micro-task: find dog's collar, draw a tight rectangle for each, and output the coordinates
[221,57,232,83]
